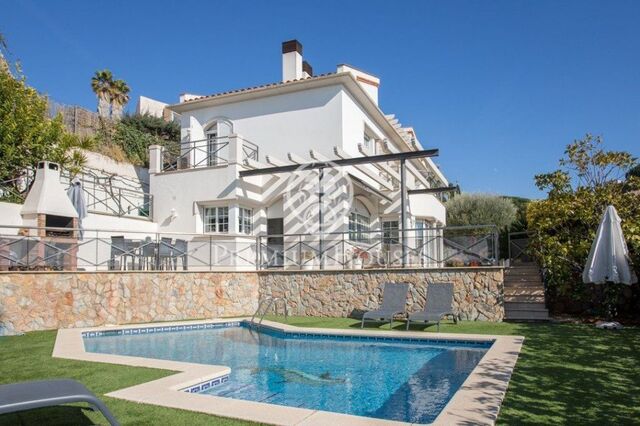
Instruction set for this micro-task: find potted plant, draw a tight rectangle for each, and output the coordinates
[352,248,369,269]
[300,251,316,270]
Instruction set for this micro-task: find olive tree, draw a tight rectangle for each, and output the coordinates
[445,193,518,229]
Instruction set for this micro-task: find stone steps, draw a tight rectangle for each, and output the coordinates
[504,294,546,303]
[504,287,545,295]
[504,307,550,321]
[504,262,549,321]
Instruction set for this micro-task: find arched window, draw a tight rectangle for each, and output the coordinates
[349,199,371,242]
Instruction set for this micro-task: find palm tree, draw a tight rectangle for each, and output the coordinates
[91,70,113,118]
[110,79,130,120]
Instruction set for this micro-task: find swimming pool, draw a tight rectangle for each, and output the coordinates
[83,321,491,424]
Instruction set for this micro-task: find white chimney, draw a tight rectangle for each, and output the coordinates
[282,40,303,81]
[21,161,79,219]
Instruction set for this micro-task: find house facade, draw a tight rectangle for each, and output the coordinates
[0,40,458,272]
[148,40,449,269]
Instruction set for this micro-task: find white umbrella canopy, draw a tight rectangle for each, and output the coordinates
[582,205,637,285]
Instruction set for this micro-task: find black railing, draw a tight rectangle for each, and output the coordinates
[1,168,152,219]
[257,225,499,270]
[163,137,230,171]
[0,224,498,272]
[508,230,532,263]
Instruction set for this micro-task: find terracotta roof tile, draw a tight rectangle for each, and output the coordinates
[181,73,337,103]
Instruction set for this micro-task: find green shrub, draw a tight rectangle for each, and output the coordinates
[527,134,639,316]
[445,193,518,229]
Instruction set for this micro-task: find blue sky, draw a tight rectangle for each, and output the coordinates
[2,0,639,198]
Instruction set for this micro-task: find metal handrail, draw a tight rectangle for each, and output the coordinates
[250,296,288,325]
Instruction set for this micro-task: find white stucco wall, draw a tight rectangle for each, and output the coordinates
[182,85,343,162]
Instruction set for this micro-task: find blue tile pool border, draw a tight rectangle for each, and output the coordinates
[181,375,229,393]
[81,321,242,338]
[81,320,493,349]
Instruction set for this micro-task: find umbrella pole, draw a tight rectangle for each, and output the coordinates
[603,281,621,320]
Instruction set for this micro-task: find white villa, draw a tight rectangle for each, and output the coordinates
[0,40,471,272]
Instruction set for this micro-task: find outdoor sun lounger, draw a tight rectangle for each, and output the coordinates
[406,282,457,331]
[0,379,119,426]
[361,282,410,328]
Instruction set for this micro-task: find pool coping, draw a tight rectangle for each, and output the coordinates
[53,318,524,425]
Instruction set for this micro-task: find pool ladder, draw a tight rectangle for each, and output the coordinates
[250,296,288,326]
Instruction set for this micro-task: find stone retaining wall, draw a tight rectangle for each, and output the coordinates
[0,272,258,334]
[259,268,505,321]
[0,267,504,334]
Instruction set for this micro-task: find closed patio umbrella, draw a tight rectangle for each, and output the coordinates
[582,205,637,285]
[583,205,637,324]
[67,179,87,239]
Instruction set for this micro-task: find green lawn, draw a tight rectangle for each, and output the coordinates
[1,318,639,425]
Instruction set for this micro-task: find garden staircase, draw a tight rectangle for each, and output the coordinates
[504,262,550,321]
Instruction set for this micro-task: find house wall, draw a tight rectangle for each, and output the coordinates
[182,85,344,162]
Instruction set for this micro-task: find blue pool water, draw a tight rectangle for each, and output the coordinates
[84,323,490,423]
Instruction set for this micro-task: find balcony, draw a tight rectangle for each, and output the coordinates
[156,135,259,173]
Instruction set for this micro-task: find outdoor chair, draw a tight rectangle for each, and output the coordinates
[406,282,457,331]
[109,236,126,270]
[173,239,188,270]
[158,237,173,270]
[0,379,119,426]
[140,236,156,270]
[361,282,410,328]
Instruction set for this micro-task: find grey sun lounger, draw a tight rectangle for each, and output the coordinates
[0,379,119,426]
[361,282,410,328]
[406,282,457,331]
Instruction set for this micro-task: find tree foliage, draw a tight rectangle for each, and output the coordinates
[95,114,179,167]
[90,69,130,120]
[445,193,518,229]
[527,134,639,315]
[0,62,89,197]
[535,134,635,193]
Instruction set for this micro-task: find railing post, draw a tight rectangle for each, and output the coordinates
[149,145,162,174]
[95,230,99,272]
[318,167,324,270]
[255,236,259,270]
[298,234,302,269]
[258,236,263,270]
[209,235,213,271]
[342,232,345,270]
[155,233,160,270]
[494,227,499,265]
[400,158,407,268]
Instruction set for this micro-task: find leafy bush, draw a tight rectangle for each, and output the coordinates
[95,114,179,166]
[0,62,89,199]
[527,134,639,316]
[445,193,518,229]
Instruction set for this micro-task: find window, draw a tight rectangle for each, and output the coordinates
[349,212,370,242]
[363,130,376,154]
[203,207,229,233]
[239,207,253,234]
[349,199,371,242]
[415,219,426,252]
[382,220,399,244]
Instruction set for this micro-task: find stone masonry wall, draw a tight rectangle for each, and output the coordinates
[0,267,504,334]
[0,272,258,334]
[259,267,505,321]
